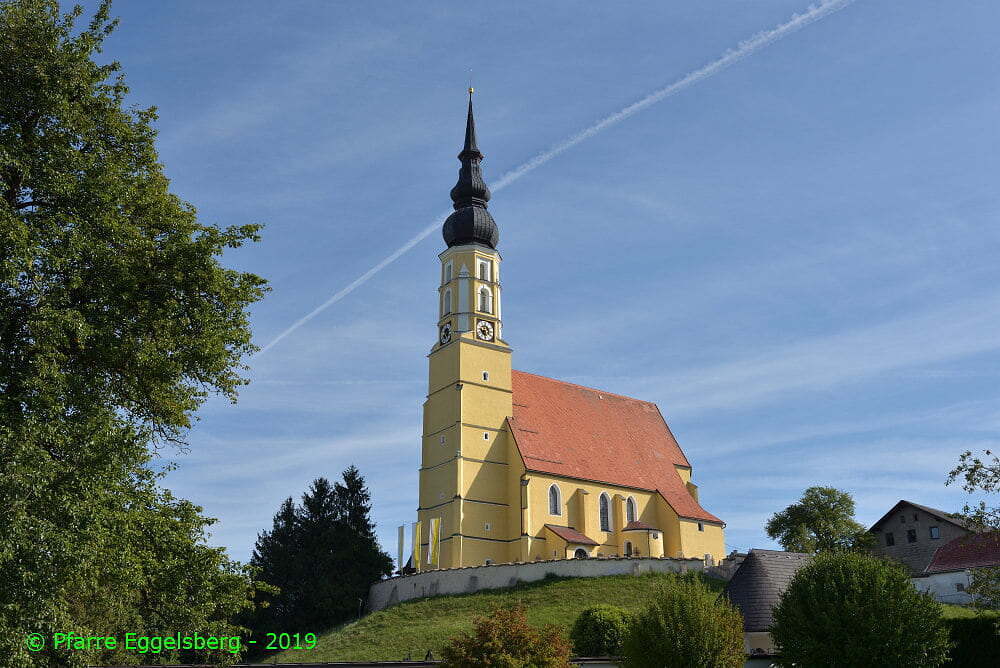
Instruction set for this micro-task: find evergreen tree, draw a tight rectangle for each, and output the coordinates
[246,469,393,646]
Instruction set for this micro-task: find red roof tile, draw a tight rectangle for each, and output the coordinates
[925,532,1000,573]
[544,524,598,546]
[623,520,658,531]
[510,370,722,524]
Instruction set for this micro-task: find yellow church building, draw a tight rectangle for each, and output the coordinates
[414,92,725,571]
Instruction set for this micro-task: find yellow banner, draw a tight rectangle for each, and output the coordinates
[411,521,422,572]
[428,517,441,567]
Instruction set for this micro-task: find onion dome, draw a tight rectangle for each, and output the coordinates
[442,90,499,249]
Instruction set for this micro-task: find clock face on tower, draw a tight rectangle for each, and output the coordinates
[476,319,495,341]
[439,323,452,344]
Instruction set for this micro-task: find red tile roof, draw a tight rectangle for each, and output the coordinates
[545,524,599,546]
[925,532,1000,573]
[623,520,658,531]
[510,370,722,524]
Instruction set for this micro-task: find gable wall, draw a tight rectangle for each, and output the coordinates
[869,503,971,574]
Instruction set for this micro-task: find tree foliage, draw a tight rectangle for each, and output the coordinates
[765,486,872,554]
[0,1,268,665]
[570,605,632,657]
[948,448,1000,609]
[770,551,950,668]
[245,469,393,644]
[440,604,572,668]
[620,573,744,668]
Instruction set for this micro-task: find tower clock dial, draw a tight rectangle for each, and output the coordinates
[439,323,452,344]
[476,320,495,341]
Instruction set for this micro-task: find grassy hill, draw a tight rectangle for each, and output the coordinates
[269,573,994,663]
[272,572,725,662]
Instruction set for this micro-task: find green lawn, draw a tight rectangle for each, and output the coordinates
[941,602,1000,619]
[272,572,725,662]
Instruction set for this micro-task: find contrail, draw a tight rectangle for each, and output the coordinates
[257,0,857,356]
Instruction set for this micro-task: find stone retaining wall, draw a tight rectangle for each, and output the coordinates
[366,556,706,613]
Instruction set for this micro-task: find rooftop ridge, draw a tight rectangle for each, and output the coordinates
[512,369,659,406]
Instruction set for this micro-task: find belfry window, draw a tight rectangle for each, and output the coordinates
[548,485,561,516]
[599,493,611,532]
[626,497,637,524]
[479,287,493,313]
[444,262,453,283]
[478,260,492,281]
[443,290,451,315]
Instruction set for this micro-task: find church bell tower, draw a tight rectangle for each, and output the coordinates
[417,91,514,569]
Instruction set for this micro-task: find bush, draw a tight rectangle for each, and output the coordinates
[945,616,1000,667]
[770,551,949,667]
[440,603,571,667]
[570,605,632,656]
[621,574,744,668]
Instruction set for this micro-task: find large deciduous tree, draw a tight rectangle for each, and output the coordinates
[947,449,1000,609]
[1,1,268,665]
[765,486,872,554]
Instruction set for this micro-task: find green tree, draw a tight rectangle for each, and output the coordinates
[621,574,744,668]
[947,449,1000,609]
[245,470,393,646]
[0,1,268,665]
[765,486,871,553]
[770,551,950,668]
[570,605,632,657]
[440,604,572,668]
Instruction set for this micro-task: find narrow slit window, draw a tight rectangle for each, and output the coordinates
[599,493,611,532]
[548,485,561,516]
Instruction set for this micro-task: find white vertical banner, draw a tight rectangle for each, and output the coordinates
[397,525,405,573]
[411,521,422,572]
[428,517,441,568]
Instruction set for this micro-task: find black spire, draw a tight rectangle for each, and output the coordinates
[443,89,499,249]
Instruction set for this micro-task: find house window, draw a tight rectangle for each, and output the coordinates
[956,583,966,592]
[899,515,906,524]
[484,522,491,532]
[885,532,895,546]
[479,287,493,313]
[599,493,611,532]
[443,289,451,315]
[929,526,940,539]
[907,529,917,543]
[624,541,633,557]
[913,513,919,521]
[478,260,491,281]
[548,485,561,516]
[698,522,705,532]
[626,497,637,524]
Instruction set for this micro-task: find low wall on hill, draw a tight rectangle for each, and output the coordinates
[366,556,706,613]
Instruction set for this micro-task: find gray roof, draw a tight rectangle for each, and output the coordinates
[722,549,811,632]
[868,499,975,532]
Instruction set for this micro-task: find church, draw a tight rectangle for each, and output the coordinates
[413,92,725,571]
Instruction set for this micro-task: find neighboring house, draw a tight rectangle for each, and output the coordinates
[722,549,811,657]
[867,500,976,575]
[913,532,1000,605]
[411,94,726,570]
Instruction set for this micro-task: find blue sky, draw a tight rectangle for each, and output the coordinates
[90,0,999,562]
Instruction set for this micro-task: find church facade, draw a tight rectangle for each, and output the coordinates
[415,93,725,570]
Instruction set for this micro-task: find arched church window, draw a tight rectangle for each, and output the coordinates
[443,289,451,315]
[479,287,492,313]
[599,493,611,532]
[548,485,561,516]
[626,496,637,524]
